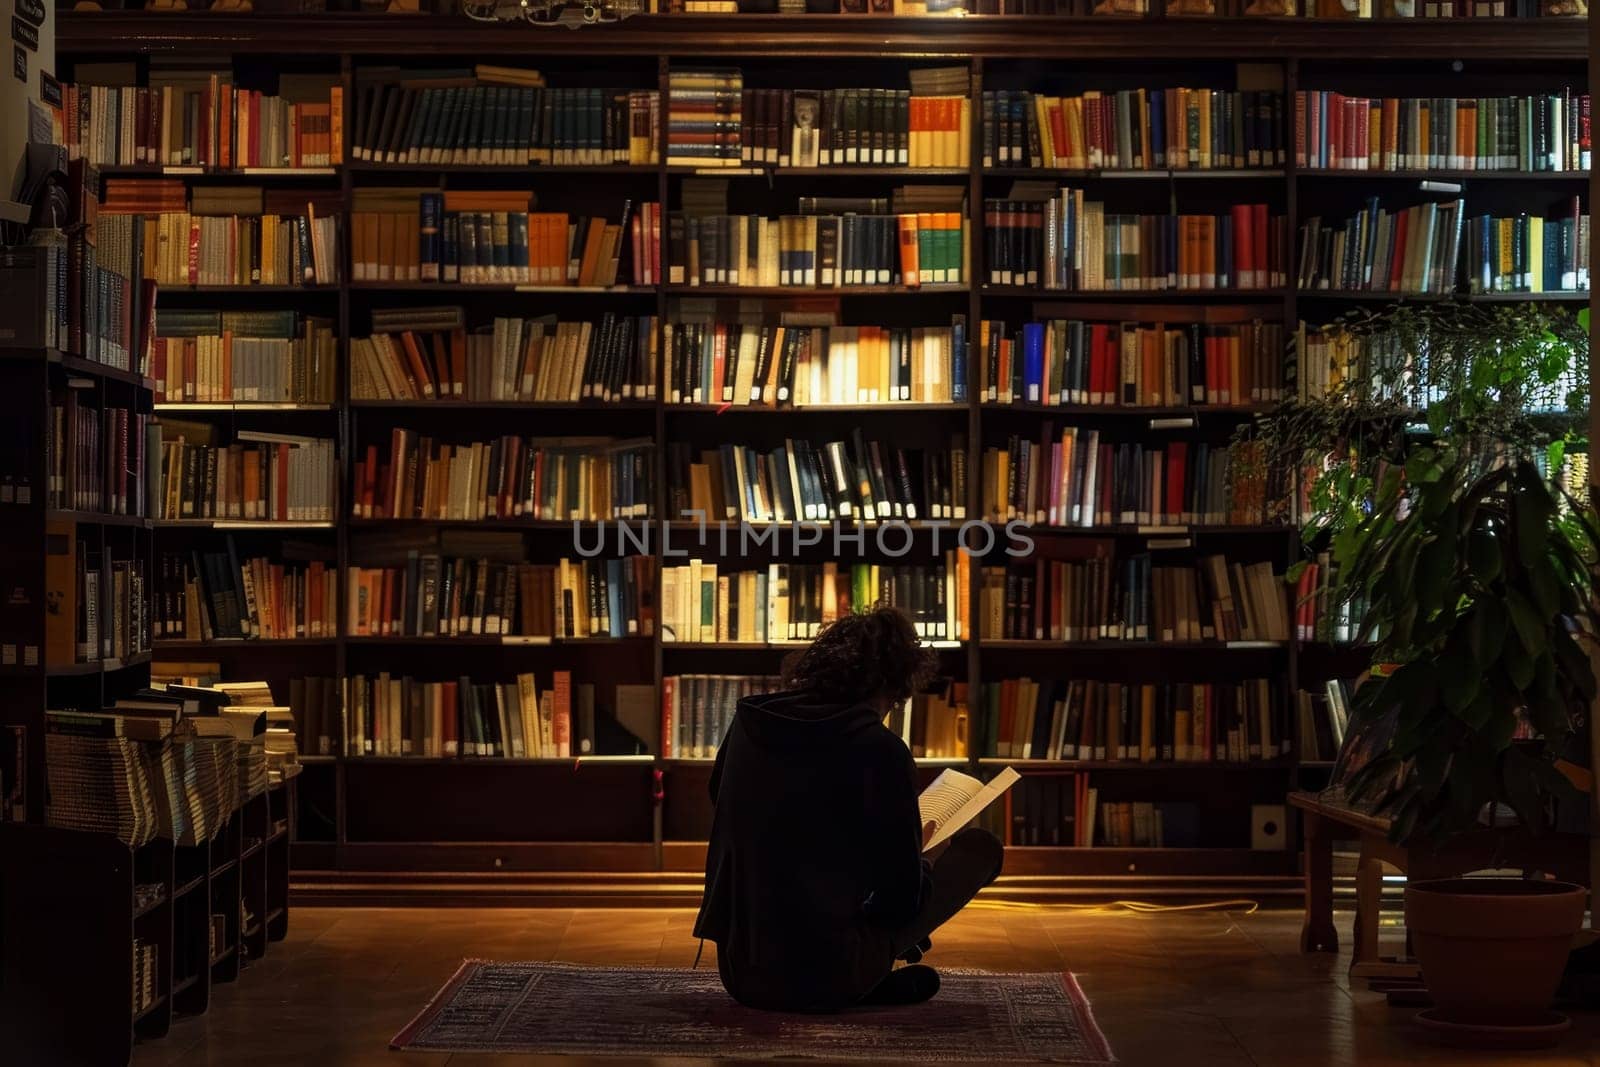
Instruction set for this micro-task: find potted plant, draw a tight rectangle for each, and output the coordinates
[1312,303,1595,1040]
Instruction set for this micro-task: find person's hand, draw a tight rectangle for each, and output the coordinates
[921,820,937,849]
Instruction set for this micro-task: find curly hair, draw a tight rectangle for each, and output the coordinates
[780,605,938,707]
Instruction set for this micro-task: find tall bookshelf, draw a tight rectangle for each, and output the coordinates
[52,12,1590,902]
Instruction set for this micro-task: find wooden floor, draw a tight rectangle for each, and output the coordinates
[130,904,1600,1067]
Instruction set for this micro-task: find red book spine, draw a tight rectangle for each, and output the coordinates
[442,681,458,757]
[660,674,674,758]
[1166,441,1185,524]
[1231,204,1253,289]
[275,442,290,521]
[1356,99,1371,170]
[552,670,572,759]
[1253,205,1270,288]
[1389,210,1409,292]
[1294,91,1307,169]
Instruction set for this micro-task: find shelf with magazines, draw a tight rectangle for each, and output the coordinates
[34,21,1586,907]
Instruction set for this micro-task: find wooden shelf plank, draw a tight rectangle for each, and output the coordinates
[55,14,1589,61]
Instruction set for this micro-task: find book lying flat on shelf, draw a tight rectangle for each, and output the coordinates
[918,766,1021,852]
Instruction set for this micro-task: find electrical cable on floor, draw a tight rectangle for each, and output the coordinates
[969,898,1260,916]
[692,937,705,969]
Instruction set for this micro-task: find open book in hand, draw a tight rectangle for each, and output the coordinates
[917,766,1021,853]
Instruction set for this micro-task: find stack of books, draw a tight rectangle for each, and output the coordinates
[667,68,744,168]
[43,710,167,846]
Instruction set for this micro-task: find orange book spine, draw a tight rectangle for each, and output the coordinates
[898,214,920,288]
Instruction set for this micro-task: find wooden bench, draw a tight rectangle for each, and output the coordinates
[1289,790,1590,982]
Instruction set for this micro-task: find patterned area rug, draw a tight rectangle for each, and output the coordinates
[392,961,1114,1063]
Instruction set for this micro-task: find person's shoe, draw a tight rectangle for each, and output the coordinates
[860,964,940,1007]
[898,936,933,964]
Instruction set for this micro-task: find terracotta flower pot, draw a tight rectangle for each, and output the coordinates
[1405,878,1586,1028]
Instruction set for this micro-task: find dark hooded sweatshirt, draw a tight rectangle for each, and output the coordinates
[692,689,929,1013]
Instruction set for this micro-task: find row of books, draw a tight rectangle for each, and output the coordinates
[666,69,743,168]
[980,434,1267,528]
[47,393,155,516]
[1292,90,1591,172]
[1293,315,1586,408]
[45,522,151,667]
[1301,198,1592,295]
[345,552,656,640]
[156,425,337,521]
[1293,321,1405,403]
[2,232,140,373]
[659,557,969,643]
[978,554,1291,643]
[352,313,658,404]
[661,674,778,759]
[1296,198,1465,294]
[1295,678,1354,763]
[667,436,967,524]
[669,208,966,288]
[156,547,337,641]
[977,318,1287,407]
[733,83,972,169]
[983,194,1285,291]
[65,75,343,169]
[978,676,1290,762]
[886,685,971,760]
[351,432,653,522]
[664,319,967,406]
[44,701,256,847]
[1291,553,1369,644]
[982,88,1287,171]
[343,671,580,758]
[351,83,660,166]
[1465,210,1591,294]
[350,192,658,286]
[98,209,339,289]
[1003,773,1083,847]
[153,310,337,404]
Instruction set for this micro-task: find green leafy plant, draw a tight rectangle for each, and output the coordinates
[1270,301,1594,847]
[1334,441,1599,845]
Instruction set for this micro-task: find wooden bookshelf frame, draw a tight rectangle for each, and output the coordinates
[50,12,1590,903]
